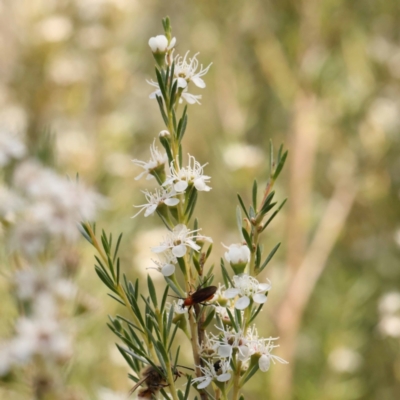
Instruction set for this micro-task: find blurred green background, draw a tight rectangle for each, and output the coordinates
[1,0,400,399]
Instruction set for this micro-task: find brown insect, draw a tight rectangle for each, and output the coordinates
[175,285,218,311]
[129,365,179,398]
[128,367,163,398]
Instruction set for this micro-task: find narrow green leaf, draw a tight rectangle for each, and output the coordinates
[155,67,168,101]
[113,233,123,263]
[184,377,192,400]
[226,307,238,332]
[237,194,250,220]
[107,293,125,306]
[160,285,169,313]
[241,361,259,385]
[220,258,233,287]
[147,275,158,308]
[156,95,169,126]
[167,323,179,351]
[252,180,258,210]
[273,150,288,180]
[202,308,215,329]
[236,205,243,237]
[241,228,252,250]
[258,243,281,273]
[94,266,116,293]
[261,198,287,232]
[269,139,274,177]
[248,303,264,325]
[170,80,178,112]
[164,277,184,297]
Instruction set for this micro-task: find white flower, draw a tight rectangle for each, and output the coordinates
[174,52,212,90]
[192,359,231,389]
[148,249,177,277]
[12,315,72,363]
[0,129,26,167]
[132,187,179,218]
[163,155,211,193]
[210,326,250,361]
[180,87,202,104]
[11,161,103,247]
[148,35,176,53]
[224,274,271,310]
[151,224,212,258]
[247,334,288,372]
[132,139,168,180]
[223,243,250,265]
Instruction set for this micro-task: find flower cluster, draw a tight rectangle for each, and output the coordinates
[225,274,272,310]
[84,18,288,400]
[0,263,78,378]
[194,324,287,389]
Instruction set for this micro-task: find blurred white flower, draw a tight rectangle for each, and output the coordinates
[151,224,211,258]
[0,129,26,167]
[379,291,400,315]
[132,140,168,180]
[37,16,73,43]
[98,388,127,400]
[378,315,400,338]
[132,187,179,218]
[12,315,72,363]
[0,344,13,377]
[0,185,23,221]
[11,161,103,245]
[148,35,176,52]
[163,155,211,193]
[174,51,212,90]
[14,265,77,301]
[192,359,231,389]
[224,274,271,310]
[328,347,362,373]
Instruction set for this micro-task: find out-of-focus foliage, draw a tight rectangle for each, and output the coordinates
[0,0,399,399]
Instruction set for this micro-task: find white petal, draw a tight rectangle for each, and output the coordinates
[174,180,188,192]
[194,178,211,191]
[168,37,176,49]
[238,345,250,361]
[148,37,158,52]
[164,198,180,206]
[235,296,250,310]
[162,264,175,276]
[218,345,232,358]
[258,283,271,291]
[145,174,154,180]
[192,76,206,88]
[224,288,240,299]
[259,354,271,372]
[197,377,211,389]
[253,293,268,304]
[177,77,187,88]
[172,244,187,258]
[217,373,231,383]
[144,204,157,217]
[151,245,169,253]
[185,239,201,251]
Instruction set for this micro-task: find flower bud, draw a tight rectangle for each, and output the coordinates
[159,130,171,138]
[148,35,176,67]
[224,244,250,274]
[148,35,169,52]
